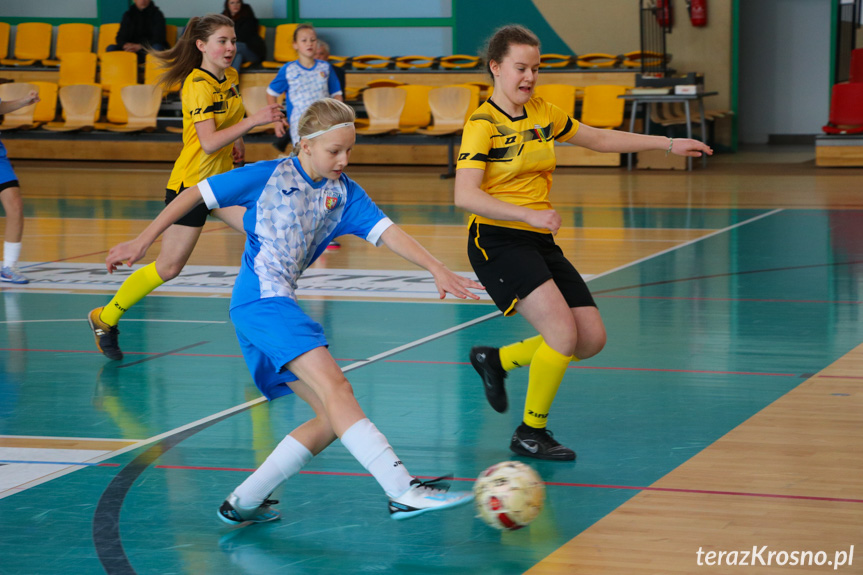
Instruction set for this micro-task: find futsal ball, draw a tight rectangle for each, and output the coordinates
[474,461,545,530]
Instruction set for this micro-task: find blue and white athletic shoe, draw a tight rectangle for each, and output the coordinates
[218,492,281,526]
[0,266,28,284]
[388,476,474,520]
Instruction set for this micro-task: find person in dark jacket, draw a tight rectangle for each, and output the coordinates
[223,0,266,69]
[107,0,168,62]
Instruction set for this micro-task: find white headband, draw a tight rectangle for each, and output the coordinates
[302,122,354,140]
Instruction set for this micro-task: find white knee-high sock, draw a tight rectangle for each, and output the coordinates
[340,418,413,498]
[3,242,21,269]
[233,434,312,508]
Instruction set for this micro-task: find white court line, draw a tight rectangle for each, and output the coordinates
[0,435,144,442]
[0,310,501,499]
[0,209,784,499]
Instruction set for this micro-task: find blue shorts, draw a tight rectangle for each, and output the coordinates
[0,142,19,187]
[230,297,329,400]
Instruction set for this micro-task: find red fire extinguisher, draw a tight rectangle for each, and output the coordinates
[656,0,674,29]
[688,0,707,27]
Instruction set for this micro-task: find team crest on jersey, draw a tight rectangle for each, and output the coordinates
[325,195,339,210]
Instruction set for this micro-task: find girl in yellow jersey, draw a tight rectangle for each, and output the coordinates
[88,14,284,360]
[456,25,712,461]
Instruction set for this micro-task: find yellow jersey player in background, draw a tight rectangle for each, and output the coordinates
[88,13,284,360]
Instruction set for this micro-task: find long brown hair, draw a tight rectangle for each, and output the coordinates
[482,25,540,79]
[149,14,235,90]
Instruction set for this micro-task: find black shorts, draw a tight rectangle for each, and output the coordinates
[0,179,20,193]
[165,184,210,227]
[467,222,596,316]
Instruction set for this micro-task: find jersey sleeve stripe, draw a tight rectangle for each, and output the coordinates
[199,179,219,209]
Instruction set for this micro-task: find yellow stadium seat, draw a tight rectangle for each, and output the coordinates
[622,50,669,68]
[356,87,406,135]
[576,53,622,69]
[43,23,94,66]
[0,82,39,130]
[1,22,52,66]
[100,51,138,94]
[97,23,121,59]
[29,81,59,124]
[0,23,10,60]
[418,86,471,135]
[103,86,131,124]
[261,24,298,69]
[439,55,480,70]
[103,84,163,132]
[328,55,348,68]
[395,55,435,70]
[58,52,98,87]
[540,54,572,69]
[44,84,102,132]
[580,85,628,129]
[534,84,577,115]
[397,85,434,130]
[350,55,392,70]
[144,53,180,93]
[165,24,177,47]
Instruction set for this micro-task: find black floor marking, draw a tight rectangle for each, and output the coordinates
[117,341,209,368]
[93,405,254,574]
[593,260,863,295]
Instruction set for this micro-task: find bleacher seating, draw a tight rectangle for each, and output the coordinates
[356,87,406,135]
[44,23,94,66]
[29,80,58,125]
[261,23,298,69]
[58,52,97,87]
[581,85,628,128]
[97,23,120,59]
[43,84,101,132]
[1,22,52,66]
[103,84,162,132]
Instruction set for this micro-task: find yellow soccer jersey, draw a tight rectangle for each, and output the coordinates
[456,97,579,233]
[167,67,245,192]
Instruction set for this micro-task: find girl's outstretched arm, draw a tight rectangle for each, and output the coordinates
[105,186,205,273]
[380,224,484,300]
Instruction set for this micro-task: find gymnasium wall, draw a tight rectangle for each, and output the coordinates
[738,0,833,144]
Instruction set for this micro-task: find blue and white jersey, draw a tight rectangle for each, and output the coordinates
[199,157,392,309]
[266,59,343,143]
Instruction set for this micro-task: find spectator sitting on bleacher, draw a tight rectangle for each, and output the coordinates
[222,0,265,70]
[107,0,168,63]
[315,40,345,94]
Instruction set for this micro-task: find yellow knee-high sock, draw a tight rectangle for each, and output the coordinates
[100,262,165,326]
[523,342,573,428]
[499,335,544,371]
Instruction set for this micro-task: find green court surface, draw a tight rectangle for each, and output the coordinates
[1,208,861,574]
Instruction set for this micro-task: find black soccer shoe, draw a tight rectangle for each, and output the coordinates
[510,424,576,461]
[88,307,123,361]
[469,346,508,413]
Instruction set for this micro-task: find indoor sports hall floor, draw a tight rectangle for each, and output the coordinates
[1,149,861,574]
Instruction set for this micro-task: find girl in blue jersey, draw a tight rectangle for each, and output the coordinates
[105,98,481,523]
[0,88,40,284]
[267,24,343,150]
